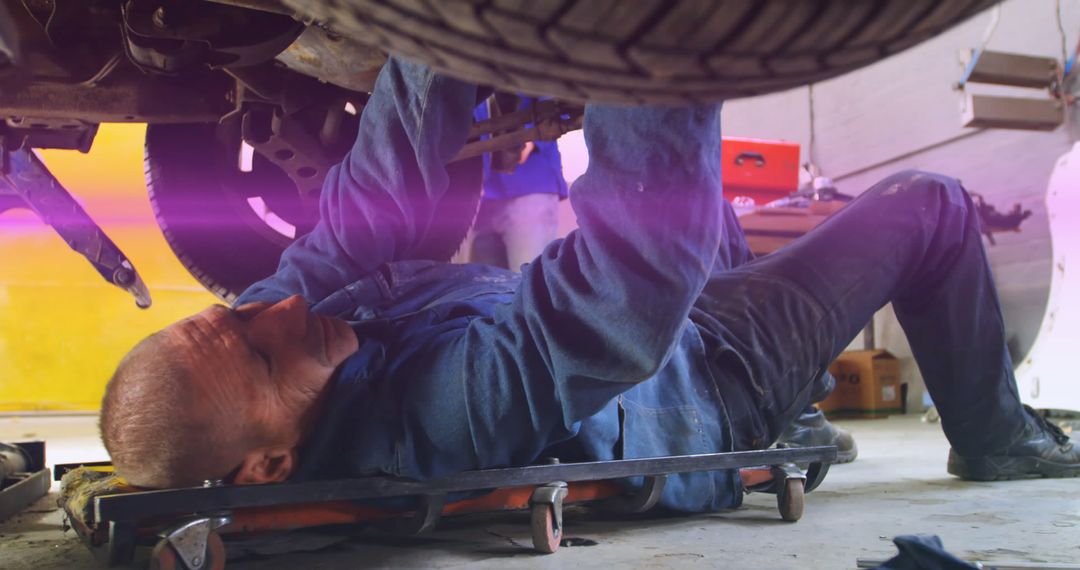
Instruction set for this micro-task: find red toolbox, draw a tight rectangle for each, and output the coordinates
[721,137,801,205]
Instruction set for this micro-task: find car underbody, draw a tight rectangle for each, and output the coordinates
[0,0,1000,302]
[0,0,582,303]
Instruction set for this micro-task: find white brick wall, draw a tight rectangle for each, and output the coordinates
[720,0,1080,409]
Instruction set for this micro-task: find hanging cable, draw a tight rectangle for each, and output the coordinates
[1054,0,1074,136]
[957,4,1002,90]
[805,83,819,180]
[1056,0,1070,78]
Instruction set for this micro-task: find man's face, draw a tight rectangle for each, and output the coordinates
[164,295,360,441]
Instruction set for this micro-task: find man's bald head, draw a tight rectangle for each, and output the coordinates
[99,297,359,489]
[100,332,251,488]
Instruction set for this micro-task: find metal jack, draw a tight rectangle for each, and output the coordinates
[0,148,151,308]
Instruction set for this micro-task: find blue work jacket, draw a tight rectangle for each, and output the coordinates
[236,59,742,513]
[241,261,741,512]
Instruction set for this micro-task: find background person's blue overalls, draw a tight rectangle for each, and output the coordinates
[467,95,569,271]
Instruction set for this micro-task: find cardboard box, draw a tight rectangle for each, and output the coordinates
[818,350,905,419]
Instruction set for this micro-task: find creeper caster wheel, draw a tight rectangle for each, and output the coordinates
[149,515,230,570]
[745,463,809,522]
[150,530,225,570]
[777,477,805,522]
[529,482,568,554]
[530,503,561,554]
[772,463,807,522]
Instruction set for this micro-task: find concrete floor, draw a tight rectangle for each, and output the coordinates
[1,414,1078,569]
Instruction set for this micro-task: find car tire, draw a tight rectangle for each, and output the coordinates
[145,122,482,302]
[284,0,998,105]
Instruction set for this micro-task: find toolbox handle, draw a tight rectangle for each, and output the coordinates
[734,151,766,167]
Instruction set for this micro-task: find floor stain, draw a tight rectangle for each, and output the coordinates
[927,512,1018,525]
[963,547,1045,562]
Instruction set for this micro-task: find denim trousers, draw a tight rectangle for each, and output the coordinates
[694,171,1028,455]
[468,193,561,270]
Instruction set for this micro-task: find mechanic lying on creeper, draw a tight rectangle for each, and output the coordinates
[100,58,1078,509]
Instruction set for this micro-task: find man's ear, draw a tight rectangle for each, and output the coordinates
[233,447,296,484]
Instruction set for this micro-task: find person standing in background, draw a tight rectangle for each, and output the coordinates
[466,93,568,271]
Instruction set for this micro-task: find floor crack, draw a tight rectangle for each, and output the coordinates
[485,528,525,548]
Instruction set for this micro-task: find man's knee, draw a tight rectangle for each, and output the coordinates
[873,169,962,196]
[866,170,970,215]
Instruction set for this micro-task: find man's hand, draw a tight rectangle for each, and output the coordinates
[518,141,536,165]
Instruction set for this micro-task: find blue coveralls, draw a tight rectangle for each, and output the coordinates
[468,97,569,270]
[472,97,569,201]
[237,58,1029,512]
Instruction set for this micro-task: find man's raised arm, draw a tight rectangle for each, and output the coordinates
[398,102,725,477]
[236,60,478,305]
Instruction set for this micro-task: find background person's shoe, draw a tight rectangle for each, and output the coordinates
[777,406,858,463]
[947,405,1080,481]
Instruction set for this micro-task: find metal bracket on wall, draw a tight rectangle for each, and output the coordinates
[959,49,1059,90]
[962,94,1064,131]
[957,49,1065,131]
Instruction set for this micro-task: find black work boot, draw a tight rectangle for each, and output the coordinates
[777,406,858,463]
[947,405,1080,481]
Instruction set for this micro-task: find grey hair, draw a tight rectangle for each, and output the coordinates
[99,333,247,488]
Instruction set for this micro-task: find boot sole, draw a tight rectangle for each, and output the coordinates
[786,443,857,466]
[835,446,858,464]
[948,454,1080,481]
[786,444,859,468]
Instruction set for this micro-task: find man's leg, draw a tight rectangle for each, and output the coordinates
[499,192,561,271]
[714,198,755,271]
[700,171,1076,477]
[700,199,857,461]
[467,200,509,268]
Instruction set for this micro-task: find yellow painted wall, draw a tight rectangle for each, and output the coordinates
[0,124,218,411]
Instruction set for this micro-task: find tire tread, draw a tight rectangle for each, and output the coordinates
[284,0,998,104]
